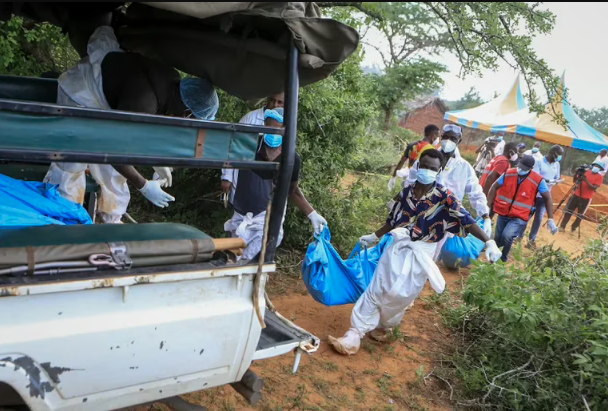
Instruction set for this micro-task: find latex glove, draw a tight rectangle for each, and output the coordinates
[547,218,558,235]
[153,167,173,188]
[308,211,327,235]
[396,168,409,178]
[359,233,379,247]
[483,217,493,238]
[388,177,396,191]
[485,240,502,263]
[139,180,175,208]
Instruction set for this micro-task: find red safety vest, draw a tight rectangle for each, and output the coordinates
[494,168,543,221]
[480,155,508,187]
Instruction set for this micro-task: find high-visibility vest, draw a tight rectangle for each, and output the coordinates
[480,155,508,187]
[493,168,543,221]
[409,140,432,163]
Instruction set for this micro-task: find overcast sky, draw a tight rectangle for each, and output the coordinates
[361,2,606,110]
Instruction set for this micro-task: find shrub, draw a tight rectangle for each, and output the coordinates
[443,242,608,410]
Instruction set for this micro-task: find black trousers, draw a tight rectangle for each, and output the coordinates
[560,195,590,231]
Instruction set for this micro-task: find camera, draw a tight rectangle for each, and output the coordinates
[575,164,590,182]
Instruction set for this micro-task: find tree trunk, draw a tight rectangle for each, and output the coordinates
[383,107,392,130]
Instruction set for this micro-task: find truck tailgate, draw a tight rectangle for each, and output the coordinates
[253,310,319,361]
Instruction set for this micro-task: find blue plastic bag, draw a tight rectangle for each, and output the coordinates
[439,218,487,268]
[302,228,393,306]
[0,173,92,227]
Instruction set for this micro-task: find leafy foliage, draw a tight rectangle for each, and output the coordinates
[445,87,485,111]
[0,17,79,76]
[575,106,608,135]
[443,244,608,409]
[320,2,563,123]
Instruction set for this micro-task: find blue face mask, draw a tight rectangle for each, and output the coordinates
[417,168,439,185]
[592,166,601,174]
[263,133,282,148]
[531,147,539,153]
[517,167,529,176]
[556,155,563,162]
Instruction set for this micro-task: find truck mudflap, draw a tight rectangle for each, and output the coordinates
[253,307,319,373]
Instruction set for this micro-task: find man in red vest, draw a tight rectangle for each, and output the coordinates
[480,142,520,196]
[487,155,557,262]
[559,162,604,232]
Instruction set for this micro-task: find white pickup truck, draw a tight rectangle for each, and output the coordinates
[0,223,319,411]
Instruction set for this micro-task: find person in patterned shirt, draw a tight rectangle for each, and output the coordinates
[360,149,495,248]
[330,149,501,356]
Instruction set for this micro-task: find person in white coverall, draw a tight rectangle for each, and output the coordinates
[328,149,502,355]
[223,108,327,260]
[406,124,493,260]
[221,93,284,204]
[45,26,219,223]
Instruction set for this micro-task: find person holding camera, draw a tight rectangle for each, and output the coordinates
[559,162,605,232]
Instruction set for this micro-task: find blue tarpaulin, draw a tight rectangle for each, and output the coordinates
[302,228,393,306]
[0,173,92,226]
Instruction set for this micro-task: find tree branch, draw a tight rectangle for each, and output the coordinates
[316,2,384,21]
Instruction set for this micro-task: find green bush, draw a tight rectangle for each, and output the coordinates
[443,242,608,410]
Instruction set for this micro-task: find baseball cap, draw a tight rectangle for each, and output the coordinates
[518,155,535,171]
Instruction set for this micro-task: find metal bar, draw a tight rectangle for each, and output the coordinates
[265,41,299,262]
[0,99,283,135]
[0,149,279,170]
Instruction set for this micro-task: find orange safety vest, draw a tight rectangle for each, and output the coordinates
[494,168,543,221]
[408,140,432,163]
[480,155,508,187]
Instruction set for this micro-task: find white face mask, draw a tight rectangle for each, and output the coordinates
[441,139,457,153]
[510,152,518,162]
[433,137,440,146]
[592,166,601,174]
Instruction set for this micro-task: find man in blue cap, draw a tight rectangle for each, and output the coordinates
[45,26,219,223]
[224,108,327,260]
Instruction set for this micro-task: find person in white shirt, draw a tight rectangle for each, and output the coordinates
[221,93,284,203]
[527,145,564,248]
[492,132,506,156]
[406,124,492,261]
[524,142,544,163]
[593,149,608,176]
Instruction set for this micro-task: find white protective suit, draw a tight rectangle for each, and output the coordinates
[224,207,286,261]
[44,27,130,224]
[405,148,489,260]
[329,228,445,354]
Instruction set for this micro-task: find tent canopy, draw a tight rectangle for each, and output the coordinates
[492,74,608,153]
[444,74,527,131]
[445,72,608,154]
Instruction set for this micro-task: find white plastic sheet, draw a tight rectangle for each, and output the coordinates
[329,228,444,354]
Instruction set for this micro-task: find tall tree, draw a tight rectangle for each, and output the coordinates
[574,106,608,135]
[318,2,563,125]
[447,87,485,111]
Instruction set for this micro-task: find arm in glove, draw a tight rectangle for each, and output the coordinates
[485,240,502,263]
[388,177,396,191]
[396,168,409,178]
[547,218,558,235]
[308,211,327,235]
[483,217,493,238]
[153,167,173,187]
[359,233,379,247]
[139,180,175,208]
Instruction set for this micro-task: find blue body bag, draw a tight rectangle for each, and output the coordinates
[302,228,393,306]
[439,218,487,268]
[0,173,92,227]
